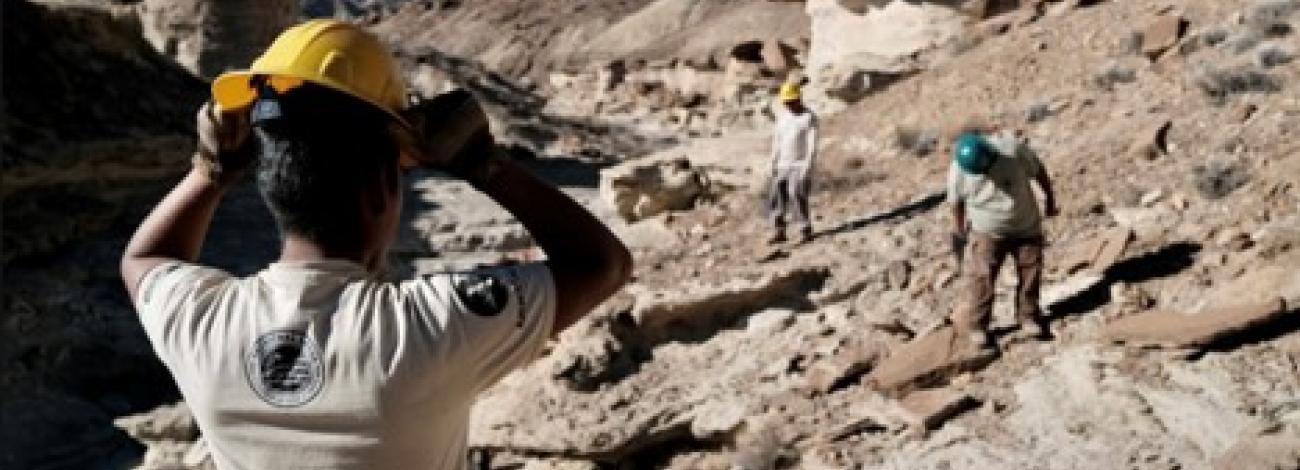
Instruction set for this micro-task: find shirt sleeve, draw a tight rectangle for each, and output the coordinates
[133,261,235,371]
[946,163,964,204]
[1018,140,1043,177]
[414,263,556,393]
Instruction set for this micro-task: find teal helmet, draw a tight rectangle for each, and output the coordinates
[954,133,996,175]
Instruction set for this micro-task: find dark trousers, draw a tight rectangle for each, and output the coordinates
[954,231,1044,333]
[767,167,811,233]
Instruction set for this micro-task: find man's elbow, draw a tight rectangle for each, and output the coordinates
[119,254,145,304]
[599,242,633,296]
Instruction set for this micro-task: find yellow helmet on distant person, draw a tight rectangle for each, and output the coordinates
[778,82,802,102]
[211,20,409,127]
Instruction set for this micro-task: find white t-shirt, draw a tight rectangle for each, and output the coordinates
[134,259,556,470]
[946,131,1045,239]
[771,109,819,171]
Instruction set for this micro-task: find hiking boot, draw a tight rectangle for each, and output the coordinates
[768,231,787,245]
[798,228,814,244]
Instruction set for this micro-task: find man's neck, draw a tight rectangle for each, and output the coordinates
[279,235,369,266]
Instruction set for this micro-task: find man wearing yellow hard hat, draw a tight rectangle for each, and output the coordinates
[120,20,631,469]
[767,80,819,244]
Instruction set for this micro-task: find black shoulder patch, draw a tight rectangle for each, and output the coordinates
[454,273,511,317]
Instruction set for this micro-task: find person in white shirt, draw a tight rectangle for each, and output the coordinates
[947,123,1058,349]
[767,81,819,244]
[119,20,631,470]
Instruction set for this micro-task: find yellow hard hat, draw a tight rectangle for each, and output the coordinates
[778,82,801,102]
[211,20,409,127]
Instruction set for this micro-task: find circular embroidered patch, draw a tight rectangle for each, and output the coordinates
[245,330,323,407]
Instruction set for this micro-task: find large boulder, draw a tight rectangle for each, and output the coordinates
[812,51,920,108]
[804,0,967,111]
[600,157,709,222]
[581,0,808,65]
[136,0,298,79]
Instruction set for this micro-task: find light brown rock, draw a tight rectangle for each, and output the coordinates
[1093,227,1135,271]
[1140,15,1188,60]
[1064,227,1135,275]
[1101,298,1289,349]
[760,39,799,74]
[803,341,881,395]
[899,388,980,431]
[1128,119,1172,161]
[113,402,197,442]
[600,157,708,222]
[632,265,829,345]
[864,326,997,395]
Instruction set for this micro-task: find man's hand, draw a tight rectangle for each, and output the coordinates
[194,101,256,186]
[399,89,494,175]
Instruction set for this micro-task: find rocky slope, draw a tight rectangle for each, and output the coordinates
[464,0,1300,468]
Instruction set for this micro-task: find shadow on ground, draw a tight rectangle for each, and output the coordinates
[1048,241,1203,318]
[817,190,946,239]
[1197,305,1300,358]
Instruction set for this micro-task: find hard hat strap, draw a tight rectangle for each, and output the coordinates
[251,75,285,126]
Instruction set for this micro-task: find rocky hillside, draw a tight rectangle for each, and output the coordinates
[464,0,1300,468]
[5,0,1300,469]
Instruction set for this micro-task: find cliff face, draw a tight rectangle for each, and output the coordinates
[136,0,298,80]
[1,2,206,468]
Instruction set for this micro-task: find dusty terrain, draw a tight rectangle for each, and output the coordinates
[3,0,1300,469]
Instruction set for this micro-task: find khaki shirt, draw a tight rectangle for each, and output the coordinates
[135,259,555,470]
[947,131,1044,239]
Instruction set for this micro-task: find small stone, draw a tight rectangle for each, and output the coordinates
[803,338,880,395]
[883,260,912,291]
[1217,229,1255,251]
[1139,189,1165,207]
[689,401,748,440]
[1141,15,1189,60]
[1128,119,1172,160]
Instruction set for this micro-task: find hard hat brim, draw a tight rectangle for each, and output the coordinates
[212,70,412,130]
[213,70,421,169]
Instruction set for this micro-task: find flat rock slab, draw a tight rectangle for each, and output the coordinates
[899,388,980,431]
[864,326,997,395]
[1063,227,1134,275]
[803,341,881,395]
[1101,298,1289,349]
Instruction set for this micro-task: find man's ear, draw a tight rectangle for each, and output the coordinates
[364,163,401,215]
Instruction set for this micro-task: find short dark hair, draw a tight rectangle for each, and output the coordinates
[252,83,399,249]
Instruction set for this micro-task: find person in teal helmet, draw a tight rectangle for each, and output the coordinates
[947,120,1059,349]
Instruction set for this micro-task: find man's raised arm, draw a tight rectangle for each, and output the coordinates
[120,103,253,304]
[468,151,633,336]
